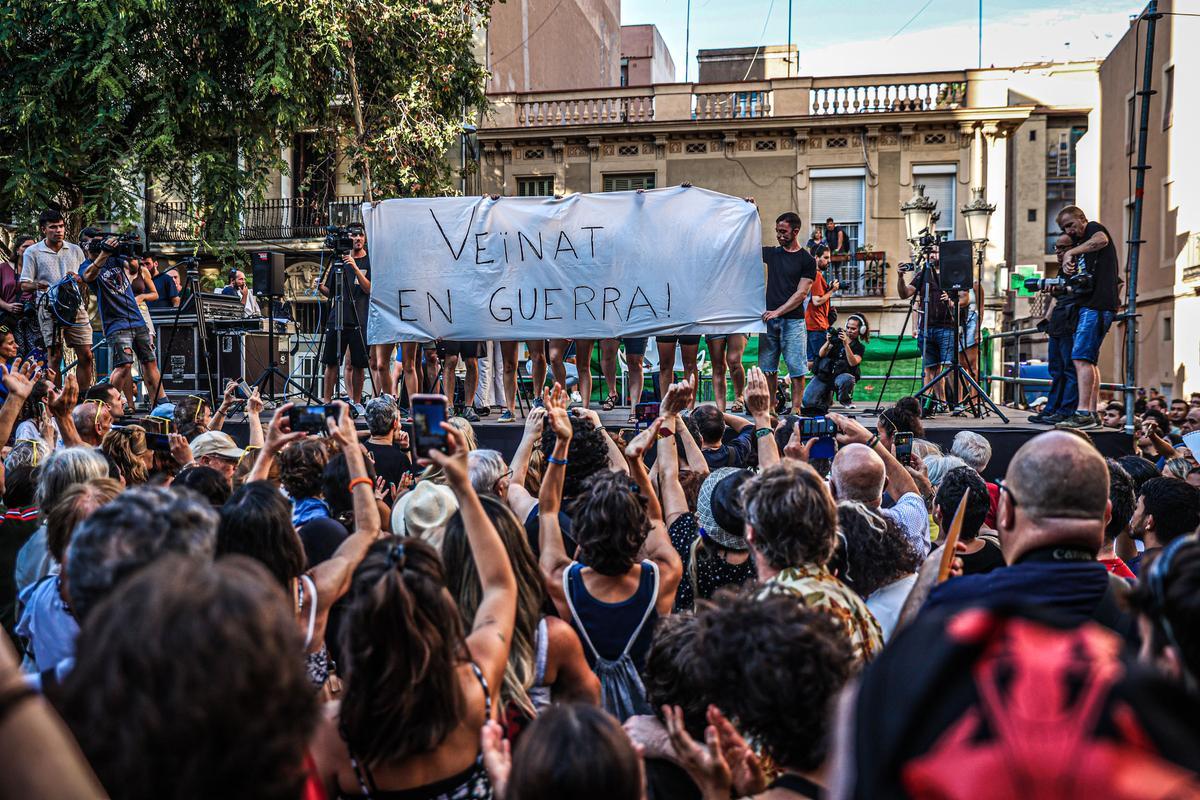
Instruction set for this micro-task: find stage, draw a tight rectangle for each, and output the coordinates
[220,405,1131,481]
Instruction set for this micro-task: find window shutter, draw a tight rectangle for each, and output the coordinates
[919,173,956,238]
[810,177,864,226]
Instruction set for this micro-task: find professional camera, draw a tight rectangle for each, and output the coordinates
[1023,270,1094,297]
[323,226,354,256]
[826,326,843,341]
[85,232,142,259]
[176,256,200,277]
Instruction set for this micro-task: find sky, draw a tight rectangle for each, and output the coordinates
[620,0,1146,80]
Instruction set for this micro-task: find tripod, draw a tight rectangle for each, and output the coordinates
[313,252,371,404]
[148,263,216,409]
[915,285,1008,422]
[250,295,319,404]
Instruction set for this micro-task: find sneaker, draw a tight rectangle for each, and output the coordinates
[461,406,480,423]
[531,397,545,409]
[1055,412,1100,430]
[1028,412,1050,424]
[474,405,491,418]
[497,409,515,423]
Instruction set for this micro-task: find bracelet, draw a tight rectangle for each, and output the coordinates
[754,427,773,439]
[866,434,880,449]
[348,476,374,492]
[547,456,569,466]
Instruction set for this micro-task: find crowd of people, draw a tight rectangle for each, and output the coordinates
[0,332,1195,799]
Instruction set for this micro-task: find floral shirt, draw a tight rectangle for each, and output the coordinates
[760,562,884,664]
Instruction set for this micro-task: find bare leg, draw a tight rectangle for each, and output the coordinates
[527,340,547,399]
[111,364,134,406]
[464,357,480,409]
[400,343,419,406]
[766,372,778,405]
[423,350,440,394]
[141,360,165,404]
[323,365,338,402]
[350,366,364,404]
[727,334,747,407]
[343,355,353,400]
[656,341,676,401]
[680,343,699,409]
[575,339,594,408]
[708,337,728,411]
[627,355,645,408]
[370,344,395,397]
[501,341,520,414]
[790,376,805,414]
[600,339,619,401]
[48,345,64,387]
[1075,360,1099,413]
[75,346,94,392]
[442,353,460,406]
[548,339,570,389]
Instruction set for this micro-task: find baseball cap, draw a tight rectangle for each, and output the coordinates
[190,431,245,460]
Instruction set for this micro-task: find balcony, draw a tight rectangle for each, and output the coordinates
[828,251,888,298]
[148,196,364,243]
[488,71,971,129]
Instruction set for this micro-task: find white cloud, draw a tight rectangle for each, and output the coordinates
[799,6,1134,76]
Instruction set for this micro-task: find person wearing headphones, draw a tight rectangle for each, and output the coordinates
[801,313,867,413]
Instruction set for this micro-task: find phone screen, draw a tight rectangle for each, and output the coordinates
[412,394,449,457]
[146,432,172,452]
[237,379,254,399]
[634,401,660,428]
[289,405,336,434]
[800,416,838,460]
[893,431,914,466]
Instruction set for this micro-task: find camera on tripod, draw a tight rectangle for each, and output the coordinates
[1023,265,1094,297]
[323,226,355,256]
[86,232,142,259]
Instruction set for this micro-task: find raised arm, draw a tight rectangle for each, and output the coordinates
[827,412,919,499]
[245,387,265,449]
[539,384,575,619]
[247,403,308,484]
[744,367,779,469]
[658,378,693,527]
[46,374,83,448]
[505,407,545,523]
[675,416,709,476]
[574,406,629,474]
[625,419,683,615]
[209,380,238,431]
[0,360,40,446]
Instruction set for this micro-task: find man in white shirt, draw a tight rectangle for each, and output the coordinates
[221,269,262,317]
[826,412,931,558]
[20,209,95,389]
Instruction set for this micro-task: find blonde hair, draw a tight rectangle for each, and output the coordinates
[101,425,149,485]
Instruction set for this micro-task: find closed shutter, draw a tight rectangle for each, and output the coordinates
[603,173,656,192]
[918,173,956,238]
[810,177,864,226]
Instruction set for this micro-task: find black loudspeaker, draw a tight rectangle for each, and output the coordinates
[938,240,975,292]
[251,251,286,297]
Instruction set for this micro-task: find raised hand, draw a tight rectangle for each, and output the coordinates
[325,401,358,449]
[706,706,766,797]
[744,367,771,418]
[543,383,573,441]
[523,406,547,438]
[625,417,663,459]
[264,403,307,453]
[826,411,870,446]
[168,433,193,466]
[662,705,733,799]
[47,373,79,418]
[661,375,695,416]
[480,721,511,800]
[2,358,38,402]
[428,422,471,488]
[783,419,816,462]
[246,387,264,416]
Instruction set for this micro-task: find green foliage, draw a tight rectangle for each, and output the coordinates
[0,0,491,247]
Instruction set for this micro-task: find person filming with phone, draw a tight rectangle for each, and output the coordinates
[801,314,867,414]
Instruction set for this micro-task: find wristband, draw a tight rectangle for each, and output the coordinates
[547,456,569,466]
[754,427,773,439]
[348,476,374,492]
[866,434,880,449]
[656,427,674,439]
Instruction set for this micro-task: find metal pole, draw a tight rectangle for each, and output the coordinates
[787,0,793,77]
[978,0,983,68]
[1125,1,1158,435]
[684,0,692,82]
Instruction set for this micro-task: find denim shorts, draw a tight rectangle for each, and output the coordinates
[1071,307,1115,363]
[921,326,956,369]
[758,318,807,376]
[110,325,156,367]
[807,329,828,365]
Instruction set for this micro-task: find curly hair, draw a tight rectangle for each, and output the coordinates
[442,495,544,717]
[100,424,149,485]
[741,461,837,570]
[933,466,990,542]
[879,396,925,439]
[278,438,329,500]
[695,593,852,772]
[541,416,611,500]
[339,537,469,766]
[642,613,708,738]
[837,501,921,598]
[506,704,642,800]
[217,482,307,590]
[569,470,651,576]
[60,555,318,800]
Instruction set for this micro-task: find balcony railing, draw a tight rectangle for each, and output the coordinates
[488,71,973,129]
[809,77,966,116]
[148,196,364,243]
[828,251,887,297]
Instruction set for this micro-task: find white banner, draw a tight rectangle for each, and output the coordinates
[363,186,767,343]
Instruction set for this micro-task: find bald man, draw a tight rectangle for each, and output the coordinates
[828,413,930,557]
[71,400,113,447]
[921,431,1131,634]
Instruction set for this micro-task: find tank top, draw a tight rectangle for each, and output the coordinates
[564,561,659,671]
[341,662,493,800]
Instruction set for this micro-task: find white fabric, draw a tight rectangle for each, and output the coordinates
[866,573,918,642]
[881,492,932,559]
[363,187,767,343]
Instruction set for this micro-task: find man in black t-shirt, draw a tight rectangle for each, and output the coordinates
[801,314,867,413]
[897,254,967,406]
[823,217,847,253]
[1055,206,1120,430]
[1031,234,1080,425]
[320,223,371,404]
[363,395,413,485]
[759,210,817,414]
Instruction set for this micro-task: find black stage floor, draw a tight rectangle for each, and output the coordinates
[221,405,1130,482]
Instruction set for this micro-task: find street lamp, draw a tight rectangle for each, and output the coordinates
[961,186,996,246]
[901,184,937,243]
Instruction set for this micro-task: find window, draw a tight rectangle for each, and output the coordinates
[620,58,629,88]
[517,176,554,197]
[810,169,865,252]
[1045,181,1076,254]
[1163,66,1174,130]
[1127,95,1137,155]
[603,173,656,192]
[1164,315,1173,342]
[913,165,956,240]
[1028,209,1037,222]
[1029,129,1037,142]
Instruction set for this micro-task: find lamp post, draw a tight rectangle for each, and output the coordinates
[960,186,996,391]
[901,184,937,244]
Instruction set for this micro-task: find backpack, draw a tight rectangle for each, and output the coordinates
[45,275,84,327]
[562,562,658,722]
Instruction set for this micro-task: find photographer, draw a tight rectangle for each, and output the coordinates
[19,209,94,389]
[897,253,967,411]
[801,314,867,414]
[319,222,370,405]
[1030,233,1080,426]
[1055,206,1120,431]
[80,235,166,410]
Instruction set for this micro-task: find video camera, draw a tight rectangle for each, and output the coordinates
[1024,258,1094,297]
[85,232,142,259]
[323,226,354,256]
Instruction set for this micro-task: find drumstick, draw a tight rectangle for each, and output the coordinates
[937,493,970,583]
